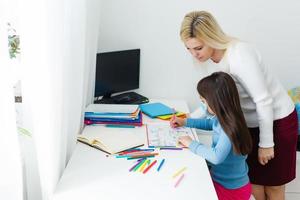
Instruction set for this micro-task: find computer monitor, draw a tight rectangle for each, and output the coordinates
[94,49,140,99]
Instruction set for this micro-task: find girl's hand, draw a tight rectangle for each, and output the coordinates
[258,147,274,165]
[178,136,193,147]
[170,115,186,128]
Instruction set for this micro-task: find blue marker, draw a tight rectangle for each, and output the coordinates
[105,124,135,128]
[157,159,165,172]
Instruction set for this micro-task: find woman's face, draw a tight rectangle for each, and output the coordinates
[184,38,214,62]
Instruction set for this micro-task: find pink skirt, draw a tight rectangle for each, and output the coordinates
[247,109,298,186]
[213,181,251,200]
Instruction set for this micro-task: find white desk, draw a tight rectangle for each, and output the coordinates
[52,100,218,200]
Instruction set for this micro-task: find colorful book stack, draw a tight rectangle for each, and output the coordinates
[84,104,142,126]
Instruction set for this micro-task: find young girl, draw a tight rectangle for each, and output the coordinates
[170,72,252,200]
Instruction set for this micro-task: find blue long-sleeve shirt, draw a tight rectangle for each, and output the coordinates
[186,117,249,189]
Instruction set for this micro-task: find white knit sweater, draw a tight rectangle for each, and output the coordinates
[215,41,294,147]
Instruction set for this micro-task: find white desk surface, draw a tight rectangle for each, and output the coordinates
[52,99,218,200]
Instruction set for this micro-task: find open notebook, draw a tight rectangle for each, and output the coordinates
[77,125,144,154]
[146,123,199,148]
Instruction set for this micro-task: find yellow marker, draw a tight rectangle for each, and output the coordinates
[139,159,150,172]
[172,167,187,178]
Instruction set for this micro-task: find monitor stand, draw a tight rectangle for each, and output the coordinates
[94,92,149,105]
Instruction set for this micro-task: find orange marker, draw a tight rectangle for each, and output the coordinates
[143,160,157,174]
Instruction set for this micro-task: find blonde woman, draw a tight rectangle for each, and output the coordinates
[180,11,298,200]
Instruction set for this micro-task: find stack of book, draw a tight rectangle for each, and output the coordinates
[84,104,142,126]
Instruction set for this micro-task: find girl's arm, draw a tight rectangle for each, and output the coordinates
[185,118,214,130]
[187,130,232,165]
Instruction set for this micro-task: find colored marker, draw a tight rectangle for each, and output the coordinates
[143,160,157,174]
[133,159,147,171]
[129,159,143,172]
[172,166,187,178]
[127,155,155,160]
[139,159,150,172]
[119,149,155,155]
[115,155,131,158]
[160,147,183,150]
[132,152,158,157]
[174,173,185,188]
[105,124,135,128]
[124,151,158,157]
[157,159,165,172]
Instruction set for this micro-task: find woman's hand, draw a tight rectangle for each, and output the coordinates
[170,115,186,128]
[178,136,193,147]
[258,147,274,165]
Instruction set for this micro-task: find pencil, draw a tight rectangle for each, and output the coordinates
[143,160,157,174]
[157,159,165,172]
[171,108,178,128]
[174,173,185,188]
[172,166,187,178]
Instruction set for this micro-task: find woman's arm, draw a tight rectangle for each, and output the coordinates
[230,43,274,148]
[230,43,275,165]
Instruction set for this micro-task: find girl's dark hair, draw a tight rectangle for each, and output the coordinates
[197,72,252,155]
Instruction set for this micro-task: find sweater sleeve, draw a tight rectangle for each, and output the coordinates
[186,118,214,130]
[189,129,232,164]
[230,43,274,148]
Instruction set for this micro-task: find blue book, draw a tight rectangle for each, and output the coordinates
[139,102,173,118]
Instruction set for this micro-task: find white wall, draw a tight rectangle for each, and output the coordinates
[97,0,300,111]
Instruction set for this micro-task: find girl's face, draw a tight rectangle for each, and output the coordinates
[200,96,215,115]
[184,38,214,62]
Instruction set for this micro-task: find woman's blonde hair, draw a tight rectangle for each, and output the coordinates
[180,11,233,49]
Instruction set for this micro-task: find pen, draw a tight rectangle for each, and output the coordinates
[143,160,157,174]
[157,159,165,172]
[174,173,185,188]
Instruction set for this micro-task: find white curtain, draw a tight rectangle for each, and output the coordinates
[0,1,23,199]
[19,0,99,199]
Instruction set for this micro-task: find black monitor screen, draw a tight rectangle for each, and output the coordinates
[94,49,140,98]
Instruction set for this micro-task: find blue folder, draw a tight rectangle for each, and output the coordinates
[139,102,174,118]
